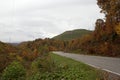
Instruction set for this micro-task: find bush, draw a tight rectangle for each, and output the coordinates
[30,55,56,73]
[1,61,26,80]
[27,55,57,80]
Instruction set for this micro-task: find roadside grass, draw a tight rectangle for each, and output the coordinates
[27,53,102,80]
[49,53,101,80]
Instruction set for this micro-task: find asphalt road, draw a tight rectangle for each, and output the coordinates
[53,51,120,76]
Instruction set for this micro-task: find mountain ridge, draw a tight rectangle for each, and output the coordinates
[53,29,92,41]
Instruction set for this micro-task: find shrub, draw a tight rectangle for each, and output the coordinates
[1,61,26,80]
[30,55,56,73]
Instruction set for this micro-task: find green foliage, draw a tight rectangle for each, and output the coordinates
[53,29,92,41]
[1,61,26,80]
[27,53,100,80]
[38,44,49,55]
[29,54,56,74]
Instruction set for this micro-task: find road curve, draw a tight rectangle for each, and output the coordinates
[53,51,120,76]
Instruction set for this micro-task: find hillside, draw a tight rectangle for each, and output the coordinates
[0,41,17,54]
[0,41,18,72]
[53,29,92,41]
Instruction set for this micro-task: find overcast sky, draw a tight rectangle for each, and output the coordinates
[0,0,104,42]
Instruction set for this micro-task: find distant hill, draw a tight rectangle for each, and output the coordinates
[0,41,17,54]
[53,29,92,41]
[8,43,20,46]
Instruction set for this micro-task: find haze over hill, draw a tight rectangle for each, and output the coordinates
[53,29,92,40]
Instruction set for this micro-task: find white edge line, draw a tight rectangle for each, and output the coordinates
[53,52,120,76]
[87,63,120,76]
[103,69,120,76]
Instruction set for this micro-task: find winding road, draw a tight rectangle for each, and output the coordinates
[53,51,120,76]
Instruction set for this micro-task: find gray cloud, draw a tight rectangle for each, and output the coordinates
[0,0,104,42]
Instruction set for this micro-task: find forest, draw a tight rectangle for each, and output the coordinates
[0,0,120,79]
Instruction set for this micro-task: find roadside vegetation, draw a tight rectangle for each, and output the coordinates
[27,53,102,80]
[0,52,103,80]
[0,0,119,79]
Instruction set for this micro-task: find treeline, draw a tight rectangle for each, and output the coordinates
[18,38,66,61]
[0,41,18,73]
[65,0,120,57]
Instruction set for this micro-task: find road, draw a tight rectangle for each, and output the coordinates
[53,51,120,76]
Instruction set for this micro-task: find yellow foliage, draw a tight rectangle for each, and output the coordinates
[115,23,120,35]
[16,56,23,62]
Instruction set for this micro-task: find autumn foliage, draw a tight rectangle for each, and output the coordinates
[0,41,18,72]
[0,0,120,79]
[65,0,120,57]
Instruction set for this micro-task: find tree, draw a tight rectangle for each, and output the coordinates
[97,0,120,34]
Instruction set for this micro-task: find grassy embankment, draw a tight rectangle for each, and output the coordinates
[45,53,101,80]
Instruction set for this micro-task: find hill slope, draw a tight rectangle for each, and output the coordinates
[0,41,18,72]
[0,41,17,54]
[53,29,92,41]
